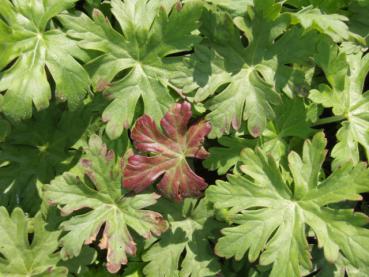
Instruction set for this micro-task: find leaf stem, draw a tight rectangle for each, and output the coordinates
[312,115,346,127]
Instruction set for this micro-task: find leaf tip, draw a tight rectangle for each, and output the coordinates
[176,1,183,11]
[96,80,112,92]
[250,126,261,137]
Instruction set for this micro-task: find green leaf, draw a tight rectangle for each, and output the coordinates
[348,0,369,45]
[81,267,119,277]
[60,246,97,276]
[204,0,253,16]
[0,118,11,142]
[0,103,96,215]
[310,41,369,166]
[285,0,350,13]
[44,135,167,273]
[142,198,222,277]
[60,0,202,139]
[313,248,366,277]
[0,207,68,276]
[267,96,313,139]
[1,1,369,275]
[0,0,90,120]
[204,96,313,174]
[207,133,369,276]
[203,136,255,175]
[192,4,318,138]
[122,261,144,277]
[261,96,314,162]
[289,6,352,42]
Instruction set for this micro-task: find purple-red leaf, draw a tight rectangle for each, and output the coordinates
[123,102,211,200]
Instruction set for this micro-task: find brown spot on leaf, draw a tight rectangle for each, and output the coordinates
[251,126,261,137]
[60,209,71,217]
[231,117,241,130]
[107,263,121,274]
[99,228,108,249]
[100,143,108,156]
[151,193,161,200]
[125,241,137,256]
[96,80,112,92]
[214,245,224,258]
[156,216,168,234]
[176,1,183,11]
[85,232,97,244]
[102,114,110,123]
[85,171,96,184]
[143,232,152,240]
[92,8,103,19]
[99,236,108,249]
[123,120,130,129]
[104,92,114,100]
[80,159,92,168]
[120,148,134,171]
[47,200,56,206]
[105,149,115,161]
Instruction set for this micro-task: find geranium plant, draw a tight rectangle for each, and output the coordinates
[0,0,369,276]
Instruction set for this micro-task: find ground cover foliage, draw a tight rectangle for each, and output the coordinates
[0,0,369,276]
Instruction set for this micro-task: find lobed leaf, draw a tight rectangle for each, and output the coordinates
[191,3,319,138]
[44,135,167,273]
[310,41,369,167]
[0,208,67,276]
[59,0,202,139]
[142,198,222,277]
[207,133,369,276]
[0,0,90,120]
[123,102,211,201]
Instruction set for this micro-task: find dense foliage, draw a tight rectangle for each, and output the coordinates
[0,0,369,276]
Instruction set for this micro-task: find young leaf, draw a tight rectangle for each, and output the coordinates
[123,102,211,201]
[59,0,202,139]
[0,208,68,276]
[0,0,90,120]
[207,133,369,276]
[44,135,167,273]
[142,198,222,277]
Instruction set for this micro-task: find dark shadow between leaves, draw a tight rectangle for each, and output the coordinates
[0,96,108,215]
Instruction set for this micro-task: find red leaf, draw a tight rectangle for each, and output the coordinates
[123,102,211,200]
